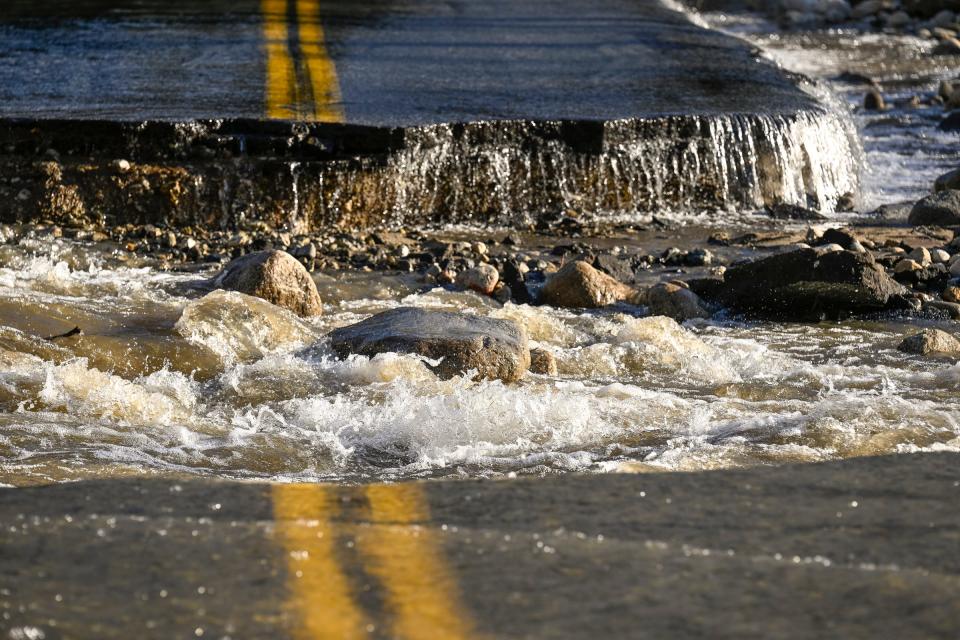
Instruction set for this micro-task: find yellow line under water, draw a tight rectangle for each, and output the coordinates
[272,484,365,640]
[296,0,345,122]
[357,484,477,640]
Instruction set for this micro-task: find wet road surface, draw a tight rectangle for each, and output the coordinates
[0,0,818,124]
[3,453,959,638]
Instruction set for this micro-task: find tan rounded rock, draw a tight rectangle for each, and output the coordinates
[943,285,960,303]
[456,264,499,296]
[897,328,960,356]
[213,250,323,317]
[539,260,641,308]
[894,258,922,274]
[646,282,711,322]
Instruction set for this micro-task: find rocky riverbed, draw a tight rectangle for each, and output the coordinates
[3,197,960,486]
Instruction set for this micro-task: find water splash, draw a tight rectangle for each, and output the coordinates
[312,110,861,225]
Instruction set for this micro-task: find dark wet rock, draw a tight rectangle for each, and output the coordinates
[940,110,960,131]
[683,248,713,267]
[646,282,712,322]
[903,0,960,18]
[536,214,584,236]
[550,243,591,257]
[851,0,883,18]
[500,259,533,305]
[44,326,81,342]
[934,168,960,193]
[926,300,960,319]
[897,328,960,356]
[592,254,635,283]
[685,277,726,301]
[866,201,913,224]
[864,89,886,111]
[940,80,955,102]
[529,348,558,376]
[908,190,960,226]
[326,307,530,383]
[819,228,860,251]
[491,283,513,304]
[893,262,949,290]
[884,10,911,28]
[290,241,318,260]
[213,249,323,317]
[932,36,960,56]
[764,203,827,221]
[931,9,958,26]
[539,261,641,309]
[712,248,907,320]
[455,264,499,296]
[660,247,685,266]
[832,71,877,85]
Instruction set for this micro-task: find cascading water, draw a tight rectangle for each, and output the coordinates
[288,161,304,234]
[312,107,862,226]
[0,104,862,231]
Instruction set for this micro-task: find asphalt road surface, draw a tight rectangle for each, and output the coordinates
[2,453,959,639]
[0,0,817,124]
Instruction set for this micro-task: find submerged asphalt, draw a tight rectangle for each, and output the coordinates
[2,453,959,638]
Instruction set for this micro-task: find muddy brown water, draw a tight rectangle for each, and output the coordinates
[1,226,958,487]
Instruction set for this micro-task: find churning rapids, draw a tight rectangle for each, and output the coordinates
[1,235,959,487]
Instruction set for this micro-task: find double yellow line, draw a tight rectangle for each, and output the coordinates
[272,483,478,640]
[261,0,344,122]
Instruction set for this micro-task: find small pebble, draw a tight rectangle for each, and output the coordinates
[894,258,922,273]
[908,246,931,266]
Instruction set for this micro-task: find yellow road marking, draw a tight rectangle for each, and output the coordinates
[261,0,298,119]
[296,0,345,122]
[271,484,365,640]
[261,0,343,121]
[357,484,477,640]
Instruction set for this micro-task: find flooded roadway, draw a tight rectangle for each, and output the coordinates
[1,0,959,637]
[3,453,959,638]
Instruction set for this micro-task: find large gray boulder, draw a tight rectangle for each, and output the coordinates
[539,261,641,308]
[213,250,323,317]
[327,307,530,382]
[712,248,907,320]
[907,190,960,226]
